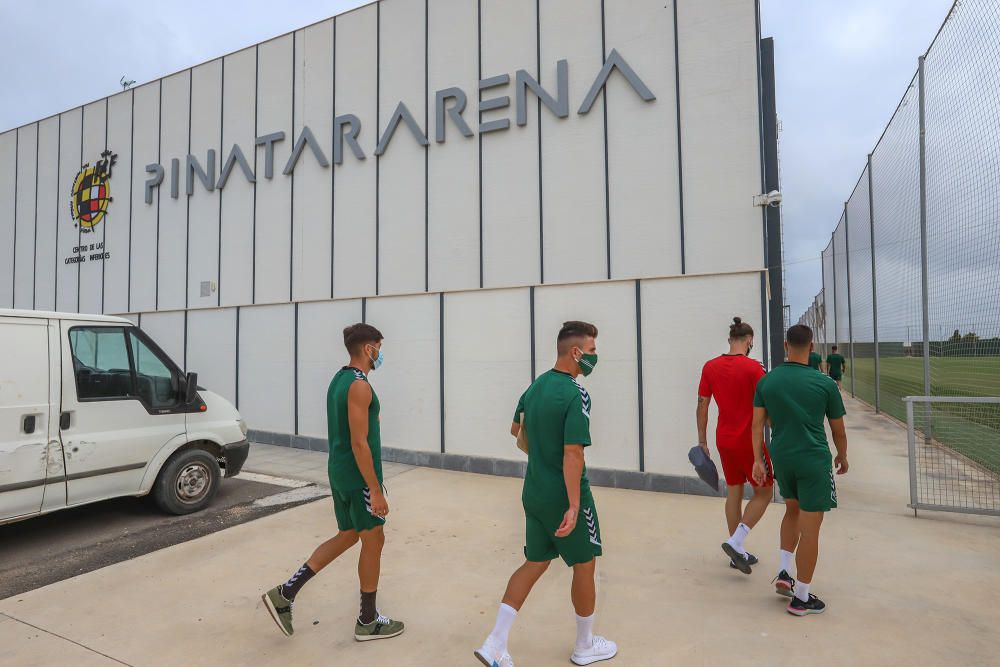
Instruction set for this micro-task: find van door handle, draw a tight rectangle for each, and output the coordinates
[60,412,72,430]
[22,415,36,434]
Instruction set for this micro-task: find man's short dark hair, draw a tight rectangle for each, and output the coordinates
[786,324,813,349]
[343,323,383,354]
[832,345,838,351]
[557,320,598,352]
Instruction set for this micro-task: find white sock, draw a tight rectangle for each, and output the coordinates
[795,581,811,603]
[726,523,751,555]
[487,603,517,654]
[575,613,595,650]
[779,549,794,574]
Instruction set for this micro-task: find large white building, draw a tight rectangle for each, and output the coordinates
[0,0,783,492]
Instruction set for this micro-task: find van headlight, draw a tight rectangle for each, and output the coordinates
[239,419,248,437]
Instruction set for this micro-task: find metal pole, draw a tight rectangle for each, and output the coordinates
[844,202,855,397]
[831,233,838,360]
[906,398,918,515]
[917,56,932,407]
[867,153,880,413]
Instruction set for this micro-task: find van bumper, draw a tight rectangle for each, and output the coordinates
[221,439,250,477]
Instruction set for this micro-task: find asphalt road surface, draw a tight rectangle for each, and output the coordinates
[0,476,326,600]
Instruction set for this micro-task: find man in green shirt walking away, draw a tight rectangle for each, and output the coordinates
[261,323,404,642]
[825,345,847,389]
[808,350,822,371]
[752,324,848,616]
[475,321,617,667]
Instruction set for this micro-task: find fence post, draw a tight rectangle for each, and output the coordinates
[844,202,855,397]
[831,232,838,360]
[819,252,826,355]
[905,397,918,517]
[917,56,932,437]
[867,153,880,413]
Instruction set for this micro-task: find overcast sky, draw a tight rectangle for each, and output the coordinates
[0,0,955,317]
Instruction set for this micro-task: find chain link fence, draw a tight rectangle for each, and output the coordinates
[798,0,1000,516]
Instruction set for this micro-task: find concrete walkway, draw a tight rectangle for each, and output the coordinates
[2,397,998,666]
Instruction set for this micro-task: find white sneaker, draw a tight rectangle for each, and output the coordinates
[474,639,514,667]
[571,635,618,665]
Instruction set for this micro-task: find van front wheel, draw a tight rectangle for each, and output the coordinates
[153,449,221,515]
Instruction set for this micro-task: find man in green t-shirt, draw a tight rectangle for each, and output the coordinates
[808,350,822,371]
[476,321,617,667]
[825,345,847,388]
[752,324,848,617]
[262,323,404,642]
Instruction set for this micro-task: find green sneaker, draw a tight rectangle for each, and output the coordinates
[354,612,405,641]
[261,586,294,637]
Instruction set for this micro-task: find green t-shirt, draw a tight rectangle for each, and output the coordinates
[513,369,593,516]
[327,367,383,491]
[753,362,846,466]
[808,351,822,370]
[826,353,846,376]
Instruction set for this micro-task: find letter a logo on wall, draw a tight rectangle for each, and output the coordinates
[70,149,117,233]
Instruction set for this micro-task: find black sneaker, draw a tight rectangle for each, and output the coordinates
[787,594,826,616]
[721,543,752,574]
[730,552,758,569]
[772,570,795,597]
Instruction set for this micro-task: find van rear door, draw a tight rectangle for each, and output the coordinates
[0,316,51,521]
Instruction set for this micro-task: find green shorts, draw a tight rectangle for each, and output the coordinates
[331,486,386,532]
[773,461,838,512]
[829,371,842,381]
[524,496,603,566]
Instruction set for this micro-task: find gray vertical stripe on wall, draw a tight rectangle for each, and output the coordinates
[185,72,193,311]
[54,116,61,309]
[11,128,17,307]
[673,0,687,275]
[32,123,39,308]
[76,107,83,312]
[330,18,337,299]
[101,98,109,313]
[251,46,259,304]
[290,36,296,302]
[217,59,225,308]
[424,0,430,293]
[535,0,544,284]
[635,279,645,471]
[601,0,611,281]
[375,2,381,296]
[127,90,135,313]
[439,292,445,453]
[477,0,483,289]
[154,82,162,311]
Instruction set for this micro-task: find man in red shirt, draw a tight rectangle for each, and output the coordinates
[696,317,773,574]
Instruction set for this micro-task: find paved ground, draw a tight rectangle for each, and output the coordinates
[2,397,999,666]
[0,475,327,600]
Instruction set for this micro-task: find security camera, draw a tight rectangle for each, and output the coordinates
[753,190,782,207]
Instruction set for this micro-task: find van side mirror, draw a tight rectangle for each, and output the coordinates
[184,372,199,404]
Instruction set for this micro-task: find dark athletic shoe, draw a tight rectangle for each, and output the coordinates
[772,570,795,598]
[730,552,758,569]
[722,543,752,574]
[261,586,294,636]
[355,612,405,641]
[787,594,826,616]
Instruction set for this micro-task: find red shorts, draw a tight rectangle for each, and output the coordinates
[718,443,773,487]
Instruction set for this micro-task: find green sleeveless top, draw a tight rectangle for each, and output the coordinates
[326,367,382,491]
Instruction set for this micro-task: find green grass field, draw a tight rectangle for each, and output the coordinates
[848,356,1000,474]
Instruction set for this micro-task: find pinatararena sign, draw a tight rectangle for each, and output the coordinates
[143,50,655,204]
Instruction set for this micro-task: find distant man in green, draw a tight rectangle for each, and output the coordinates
[475,321,617,667]
[752,324,849,617]
[262,323,404,641]
[825,345,847,388]
[808,350,822,371]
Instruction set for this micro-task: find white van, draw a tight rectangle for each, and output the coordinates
[0,309,249,525]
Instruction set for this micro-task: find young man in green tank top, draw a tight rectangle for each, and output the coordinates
[752,324,849,617]
[262,323,404,642]
[476,321,617,667]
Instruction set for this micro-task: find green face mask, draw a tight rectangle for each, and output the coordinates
[577,352,599,377]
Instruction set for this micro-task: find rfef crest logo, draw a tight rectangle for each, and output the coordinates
[71,149,117,232]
